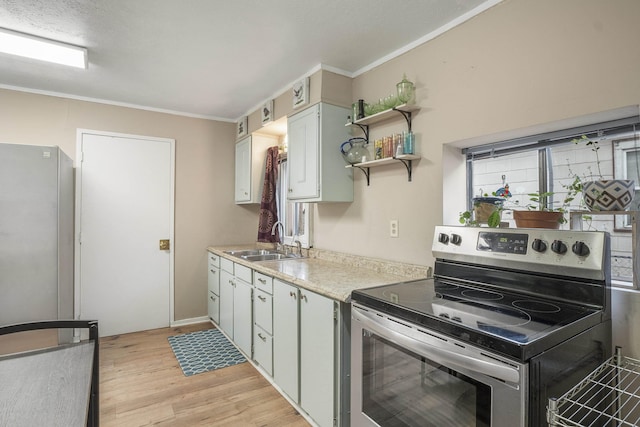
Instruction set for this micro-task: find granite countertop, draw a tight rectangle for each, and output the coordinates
[207,245,431,302]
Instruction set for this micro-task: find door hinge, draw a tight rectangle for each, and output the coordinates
[334,304,338,320]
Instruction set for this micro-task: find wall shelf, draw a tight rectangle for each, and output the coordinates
[345,154,420,185]
[345,104,420,143]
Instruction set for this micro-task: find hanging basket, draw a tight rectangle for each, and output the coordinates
[583,179,635,211]
[513,210,562,229]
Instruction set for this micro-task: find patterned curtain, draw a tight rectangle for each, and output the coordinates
[257,146,280,242]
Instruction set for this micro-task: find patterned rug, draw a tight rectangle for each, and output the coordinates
[168,328,246,376]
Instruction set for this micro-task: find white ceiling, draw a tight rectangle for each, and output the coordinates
[0,0,497,121]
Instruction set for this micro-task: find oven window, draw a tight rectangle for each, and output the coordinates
[362,330,491,427]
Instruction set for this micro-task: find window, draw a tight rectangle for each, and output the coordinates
[465,119,640,289]
[277,157,312,248]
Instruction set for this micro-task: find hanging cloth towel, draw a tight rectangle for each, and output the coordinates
[257,146,280,243]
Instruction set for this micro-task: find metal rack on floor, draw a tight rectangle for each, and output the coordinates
[547,347,640,426]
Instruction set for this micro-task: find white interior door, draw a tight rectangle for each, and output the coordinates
[76,131,174,337]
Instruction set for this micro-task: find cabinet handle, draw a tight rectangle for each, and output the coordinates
[258,333,266,342]
[301,294,307,302]
[288,188,293,193]
[290,291,297,300]
[210,296,216,301]
[210,269,216,274]
[258,278,266,284]
[258,295,266,302]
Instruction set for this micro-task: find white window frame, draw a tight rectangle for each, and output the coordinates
[278,158,312,248]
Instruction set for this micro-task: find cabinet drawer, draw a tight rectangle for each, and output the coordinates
[207,266,220,295]
[254,289,272,334]
[253,325,273,376]
[220,257,234,274]
[208,251,220,268]
[254,272,273,294]
[208,290,219,324]
[235,263,252,284]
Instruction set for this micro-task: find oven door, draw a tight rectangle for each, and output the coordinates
[351,304,527,427]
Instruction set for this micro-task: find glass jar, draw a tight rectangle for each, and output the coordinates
[396,74,415,105]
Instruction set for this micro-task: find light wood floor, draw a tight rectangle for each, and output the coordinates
[99,322,310,426]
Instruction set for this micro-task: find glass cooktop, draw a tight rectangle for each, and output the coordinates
[352,278,602,360]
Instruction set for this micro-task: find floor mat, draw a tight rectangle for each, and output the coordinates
[168,328,246,376]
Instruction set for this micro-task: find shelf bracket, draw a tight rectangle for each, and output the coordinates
[352,165,371,186]
[392,108,413,132]
[397,158,413,182]
[352,123,370,143]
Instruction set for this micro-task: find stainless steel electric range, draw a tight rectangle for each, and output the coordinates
[350,226,612,427]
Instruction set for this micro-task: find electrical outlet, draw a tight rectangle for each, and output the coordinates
[390,219,399,238]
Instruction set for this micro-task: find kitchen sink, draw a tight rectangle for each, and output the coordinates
[241,253,301,261]
[224,249,273,257]
[224,249,303,261]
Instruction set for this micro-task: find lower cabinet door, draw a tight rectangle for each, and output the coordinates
[219,270,234,336]
[253,325,273,376]
[208,290,219,324]
[300,289,335,427]
[233,279,253,357]
[273,279,299,402]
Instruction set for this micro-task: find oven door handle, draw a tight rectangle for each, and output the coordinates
[355,308,520,384]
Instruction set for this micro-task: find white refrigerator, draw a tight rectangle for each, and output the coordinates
[0,143,74,328]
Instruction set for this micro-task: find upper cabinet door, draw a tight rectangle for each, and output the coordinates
[235,134,280,205]
[287,103,353,203]
[287,105,320,200]
[235,136,252,203]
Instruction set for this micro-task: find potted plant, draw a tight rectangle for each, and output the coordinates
[573,135,635,211]
[512,177,582,229]
[459,192,508,228]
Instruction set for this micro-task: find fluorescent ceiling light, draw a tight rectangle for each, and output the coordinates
[0,28,87,69]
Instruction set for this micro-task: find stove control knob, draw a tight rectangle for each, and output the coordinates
[551,240,568,254]
[438,233,449,244]
[450,234,462,245]
[572,241,590,257]
[531,238,547,253]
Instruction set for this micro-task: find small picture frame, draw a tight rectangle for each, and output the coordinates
[261,100,274,126]
[237,116,248,138]
[292,77,310,109]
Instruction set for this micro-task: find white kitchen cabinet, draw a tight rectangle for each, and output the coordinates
[273,280,299,401]
[235,133,279,204]
[287,103,353,202]
[219,269,234,336]
[299,288,336,427]
[207,252,220,324]
[233,278,252,356]
[218,261,253,357]
[273,279,342,427]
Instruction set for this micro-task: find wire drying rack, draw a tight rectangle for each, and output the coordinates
[547,347,640,426]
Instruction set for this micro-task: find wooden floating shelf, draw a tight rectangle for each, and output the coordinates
[345,104,420,127]
[345,155,421,185]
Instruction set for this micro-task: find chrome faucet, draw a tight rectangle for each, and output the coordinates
[271,221,284,251]
[293,236,303,257]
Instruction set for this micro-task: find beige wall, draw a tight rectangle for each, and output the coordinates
[0,88,258,321]
[316,0,640,267]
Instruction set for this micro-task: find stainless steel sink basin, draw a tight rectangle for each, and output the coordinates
[224,249,274,257]
[224,249,303,261]
[241,253,301,261]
